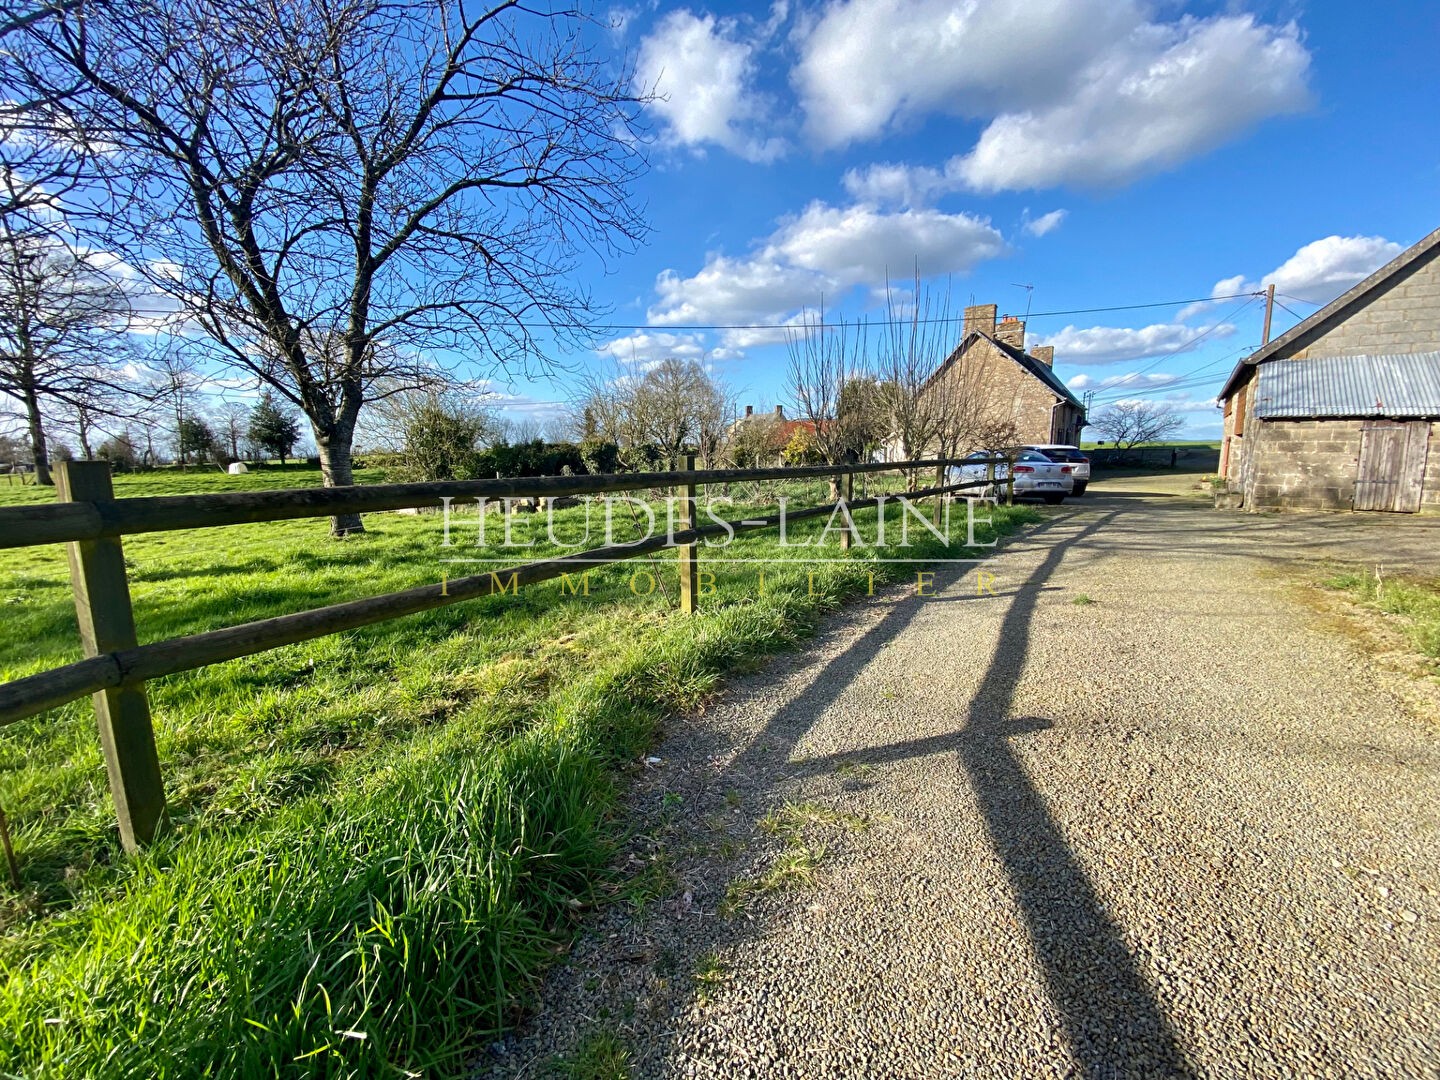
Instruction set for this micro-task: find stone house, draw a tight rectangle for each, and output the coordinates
[889,303,1084,458]
[1218,227,1440,512]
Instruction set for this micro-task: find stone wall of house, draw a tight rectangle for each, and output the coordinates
[935,335,1069,446]
[1243,418,1440,510]
[1287,248,1440,358]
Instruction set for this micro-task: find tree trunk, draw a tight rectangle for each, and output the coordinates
[315,423,364,536]
[23,387,51,486]
[76,406,95,459]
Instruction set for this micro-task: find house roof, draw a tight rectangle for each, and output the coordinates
[1219,225,1440,400]
[927,331,1085,412]
[1253,352,1440,419]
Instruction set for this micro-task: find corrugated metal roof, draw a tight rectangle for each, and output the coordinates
[1254,352,1440,419]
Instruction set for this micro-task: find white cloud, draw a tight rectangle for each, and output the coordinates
[957,16,1310,191]
[1040,321,1235,365]
[1211,234,1405,307]
[795,3,1310,191]
[1101,393,1220,415]
[1073,371,1184,391]
[636,10,785,163]
[595,331,712,366]
[648,202,1004,336]
[1023,209,1067,237]
[795,0,1134,148]
[841,162,951,207]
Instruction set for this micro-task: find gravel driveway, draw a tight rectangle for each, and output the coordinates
[482,478,1440,1079]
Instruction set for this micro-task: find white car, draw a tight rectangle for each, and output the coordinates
[951,449,1075,504]
[1024,444,1091,496]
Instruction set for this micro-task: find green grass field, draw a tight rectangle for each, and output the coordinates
[0,466,1040,1077]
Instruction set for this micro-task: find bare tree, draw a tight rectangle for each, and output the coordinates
[786,312,868,497]
[0,220,134,483]
[629,359,724,470]
[572,358,728,470]
[1091,401,1184,452]
[18,0,648,533]
[213,401,251,462]
[874,279,952,487]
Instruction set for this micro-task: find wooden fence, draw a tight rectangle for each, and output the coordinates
[0,457,1002,852]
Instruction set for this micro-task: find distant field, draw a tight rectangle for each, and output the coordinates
[0,466,1040,1076]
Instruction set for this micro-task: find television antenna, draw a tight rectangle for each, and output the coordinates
[1011,283,1035,319]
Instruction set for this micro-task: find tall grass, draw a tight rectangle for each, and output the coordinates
[1327,570,1440,666]
[0,469,1039,1075]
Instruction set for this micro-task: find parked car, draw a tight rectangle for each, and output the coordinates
[950,449,1075,504]
[1024,444,1090,496]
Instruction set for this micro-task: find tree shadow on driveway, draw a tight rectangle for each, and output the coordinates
[781,509,1195,1077]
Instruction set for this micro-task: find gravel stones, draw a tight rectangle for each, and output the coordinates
[482,478,1440,1079]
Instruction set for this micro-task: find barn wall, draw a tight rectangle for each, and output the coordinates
[1289,249,1440,359]
[1245,419,1440,511]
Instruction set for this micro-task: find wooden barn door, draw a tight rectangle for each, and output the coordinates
[1354,421,1430,512]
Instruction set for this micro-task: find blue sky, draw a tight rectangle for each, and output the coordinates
[490,0,1439,439]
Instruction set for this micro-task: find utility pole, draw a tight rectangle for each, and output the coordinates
[1261,283,1275,346]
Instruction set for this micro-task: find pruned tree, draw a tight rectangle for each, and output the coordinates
[0,220,134,483]
[1091,401,1184,453]
[18,0,648,533]
[630,359,724,470]
[875,278,951,488]
[786,312,866,495]
[834,375,888,463]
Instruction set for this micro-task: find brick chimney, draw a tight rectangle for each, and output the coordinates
[962,303,997,338]
[1031,345,1054,367]
[995,315,1025,350]
[774,404,784,418]
[744,404,754,417]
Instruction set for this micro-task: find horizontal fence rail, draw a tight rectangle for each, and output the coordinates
[0,457,1011,850]
[0,459,972,550]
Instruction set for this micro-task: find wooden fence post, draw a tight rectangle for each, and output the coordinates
[839,469,853,551]
[677,453,699,614]
[56,461,166,852]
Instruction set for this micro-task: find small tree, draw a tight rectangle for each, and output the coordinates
[97,431,140,470]
[578,437,621,475]
[400,398,486,482]
[248,392,301,464]
[781,426,823,466]
[728,412,783,468]
[177,415,215,463]
[1091,402,1184,453]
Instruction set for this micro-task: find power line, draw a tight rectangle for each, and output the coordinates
[1079,295,1259,398]
[114,291,1264,333]
[1086,341,1257,405]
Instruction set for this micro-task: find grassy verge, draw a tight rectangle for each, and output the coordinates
[0,470,1040,1076]
[1325,570,1440,670]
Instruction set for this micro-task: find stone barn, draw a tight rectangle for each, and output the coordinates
[1218,227,1440,512]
